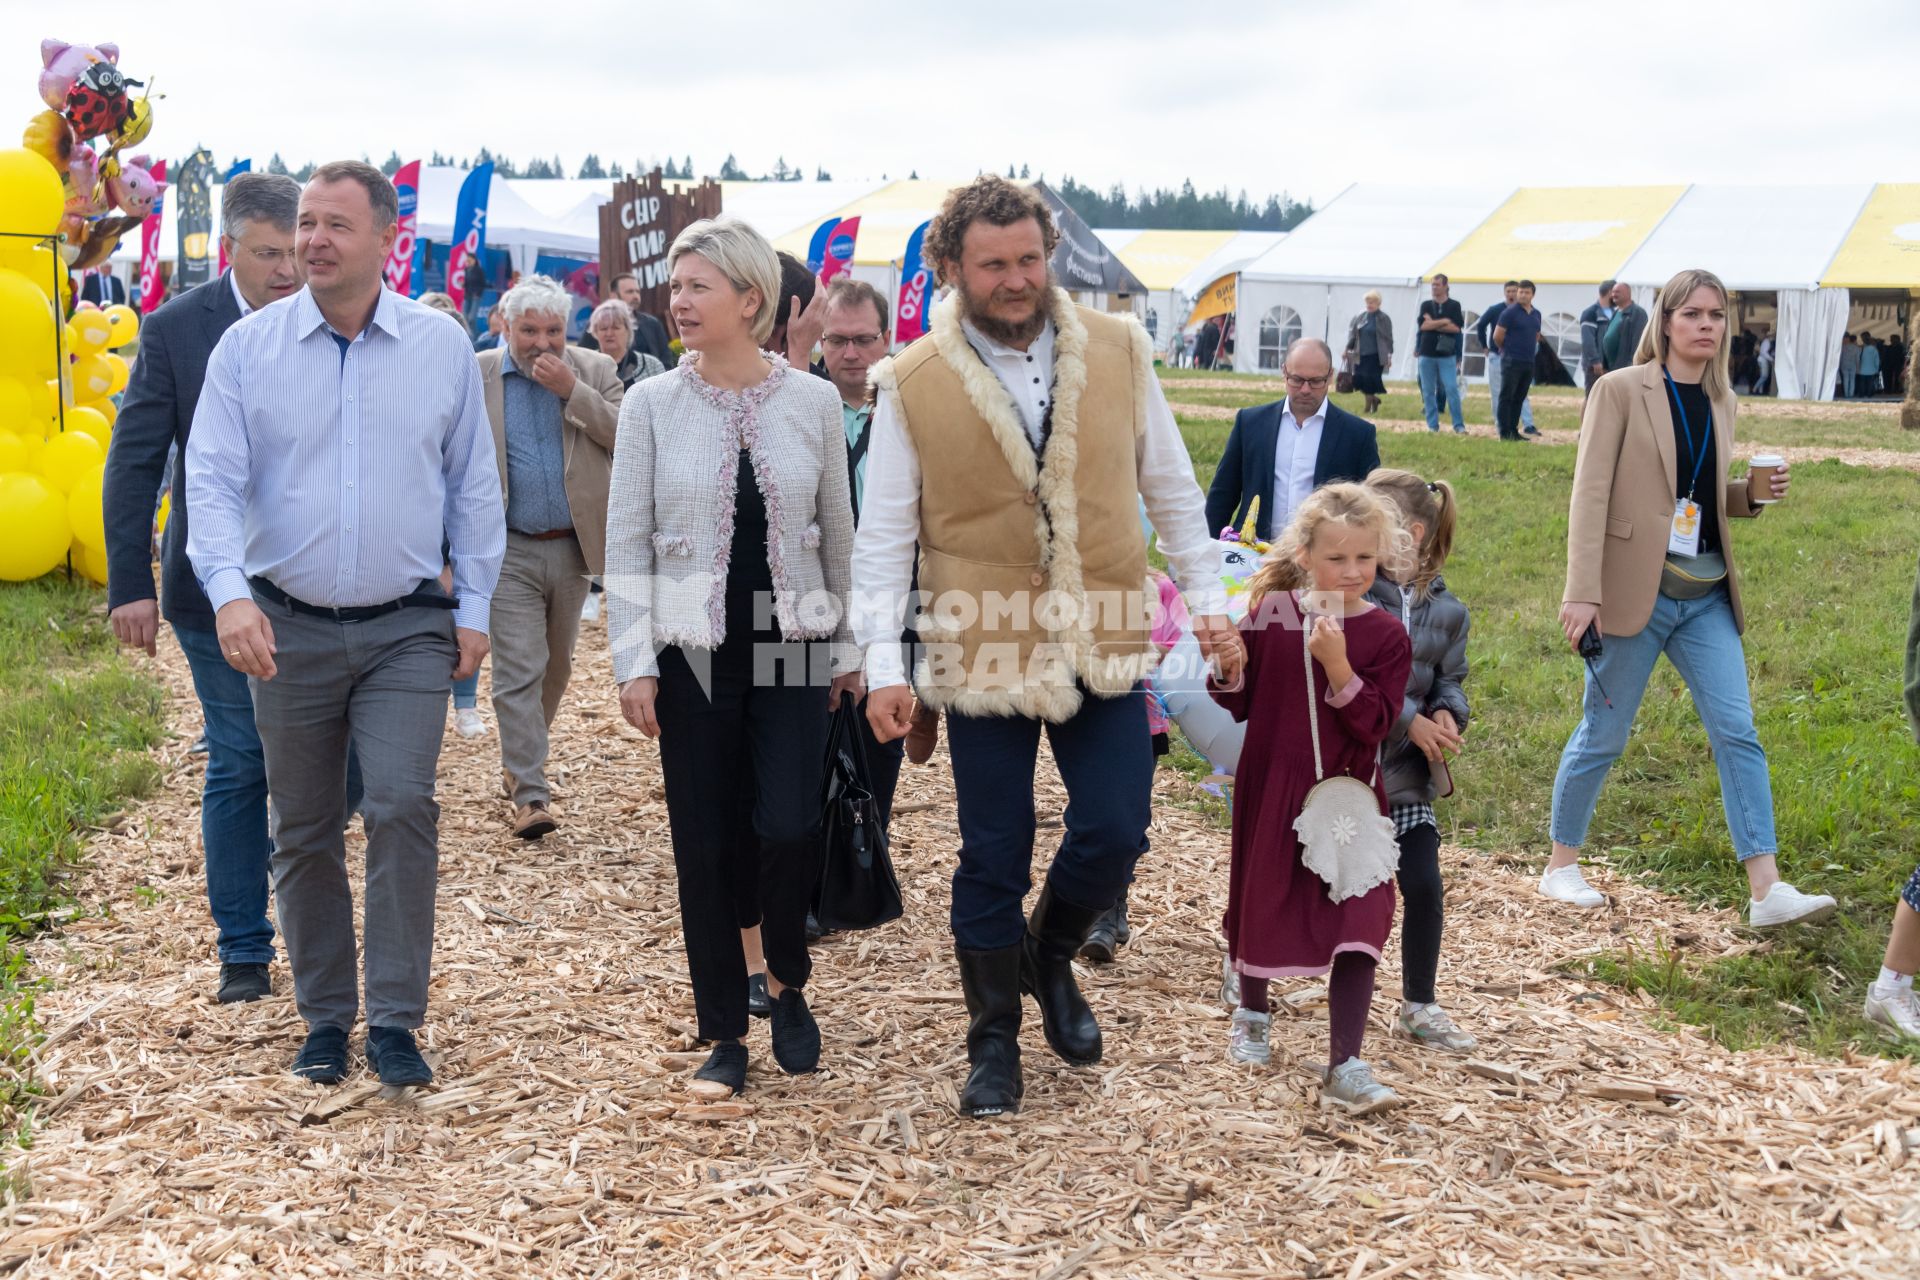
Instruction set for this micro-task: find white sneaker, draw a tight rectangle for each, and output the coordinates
[1398,1002,1478,1053]
[454,708,488,739]
[1539,863,1606,909]
[1321,1057,1402,1115]
[580,593,602,623]
[1865,984,1920,1041]
[1227,1008,1271,1064]
[1748,882,1837,929]
[1219,954,1240,1008]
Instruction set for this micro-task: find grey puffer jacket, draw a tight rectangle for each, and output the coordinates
[1364,574,1470,805]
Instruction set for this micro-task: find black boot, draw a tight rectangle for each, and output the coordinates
[1077,890,1132,964]
[955,944,1023,1118]
[1020,884,1104,1065]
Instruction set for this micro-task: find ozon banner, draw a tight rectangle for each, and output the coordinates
[383,160,421,295]
[446,161,494,312]
[895,219,933,344]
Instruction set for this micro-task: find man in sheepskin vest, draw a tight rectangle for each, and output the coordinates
[853,176,1240,1118]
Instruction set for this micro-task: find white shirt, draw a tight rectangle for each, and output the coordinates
[1272,397,1327,530]
[851,314,1227,690]
[229,272,254,318]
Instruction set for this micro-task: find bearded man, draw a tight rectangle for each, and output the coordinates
[853,176,1239,1119]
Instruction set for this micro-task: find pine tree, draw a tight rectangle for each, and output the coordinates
[815,165,831,181]
[293,161,316,181]
[771,156,792,181]
[380,150,404,176]
[719,154,748,181]
[578,154,607,179]
[1020,163,1030,179]
[266,152,290,175]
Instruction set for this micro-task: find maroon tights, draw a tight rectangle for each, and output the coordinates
[1239,951,1377,1066]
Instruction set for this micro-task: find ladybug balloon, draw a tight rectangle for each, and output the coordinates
[65,60,141,143]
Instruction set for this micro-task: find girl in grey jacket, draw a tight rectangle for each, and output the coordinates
[1364,471,1474,1052]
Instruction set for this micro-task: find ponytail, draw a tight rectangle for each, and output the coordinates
[1364,470,1456,599]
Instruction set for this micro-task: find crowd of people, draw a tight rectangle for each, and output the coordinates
[99,165,1909,1121]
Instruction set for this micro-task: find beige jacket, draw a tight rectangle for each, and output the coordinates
[477,344,624,575]
[1564,360,1761,637]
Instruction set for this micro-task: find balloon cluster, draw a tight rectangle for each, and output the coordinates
[0,135,140,584]
[22,38,160,272]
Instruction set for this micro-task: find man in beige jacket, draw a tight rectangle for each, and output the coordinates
[477,275,624,838]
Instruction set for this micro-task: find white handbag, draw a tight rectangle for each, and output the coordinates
[1291,625,1401,904]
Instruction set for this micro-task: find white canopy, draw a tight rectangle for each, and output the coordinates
[1240,184,1513,285]
[1617,184,1873,291]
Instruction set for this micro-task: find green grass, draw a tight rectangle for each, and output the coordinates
[1156,378,1920,1056]
[0,576,163,1140]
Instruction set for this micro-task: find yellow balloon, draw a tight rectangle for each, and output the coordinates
[0,269,58,384]
[16,430,43,471]
[64,405,110,450]
[29,377,58,431]
[103,352,130,396]
[0,379,32,435]
[0,431,23,473]
[104,304,140,348]
[0,149,66,236]
[70,353,114,401]
[66,461,106,554]
[68,311,113,357]
[87,398,117,429]
[0,471,70,581]
[35,430,103,493]
[156,489,170,536]
[65,538,105,585]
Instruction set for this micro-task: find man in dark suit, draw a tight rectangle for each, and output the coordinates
[80,270,129,307]
[102,171,331,1006]
[1205,337,1381,541]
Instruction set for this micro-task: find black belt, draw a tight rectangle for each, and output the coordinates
[250,576,459,623]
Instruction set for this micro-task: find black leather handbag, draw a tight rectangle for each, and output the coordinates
[813,700,904,932]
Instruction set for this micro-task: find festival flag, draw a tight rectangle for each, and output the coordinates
[218,159,250,273]
[895,220,933,344]
[138,160,167,314]
[805,217,841,275]
[174,148,215,290]
[383,160,421,295]
[446,162,494,313]
[820,216,860,284]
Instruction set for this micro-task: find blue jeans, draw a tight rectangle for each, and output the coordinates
[1417,355,1465,431]
[1485,354,1534,429]
[451,671,480,709]
[945,685,1153,948]
[1550,586,1776,860]
[175,624,365,964]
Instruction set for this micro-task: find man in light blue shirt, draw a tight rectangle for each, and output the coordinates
[186,160,505,1088]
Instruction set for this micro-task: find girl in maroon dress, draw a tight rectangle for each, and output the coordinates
[1213,483,1413,1115]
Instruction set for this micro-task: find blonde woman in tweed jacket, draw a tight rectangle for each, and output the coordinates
[606,215,861,1099]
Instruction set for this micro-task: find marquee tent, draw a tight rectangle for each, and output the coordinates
[1094,228,1286,346]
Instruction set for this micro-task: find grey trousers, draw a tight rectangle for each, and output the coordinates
[491,532,591,806]
[248,591,456,1031]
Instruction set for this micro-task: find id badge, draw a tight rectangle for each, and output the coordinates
[1668,498,1701,557]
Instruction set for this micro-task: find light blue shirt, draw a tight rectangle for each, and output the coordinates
[843,400,872,514]
[185,286,506,634]
[499,348,572,535]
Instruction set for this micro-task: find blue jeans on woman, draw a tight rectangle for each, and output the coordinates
[1417,355,1465,432]
[1550,585,1777,860]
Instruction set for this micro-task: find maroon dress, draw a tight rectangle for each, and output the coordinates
[1213,593,1412,978]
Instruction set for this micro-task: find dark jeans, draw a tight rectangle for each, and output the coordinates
[654,640,829,1042]
[1394,823,1443,1005]
[175,623,364,966]
[945,685,1153,949]
[1497,357,1535,439]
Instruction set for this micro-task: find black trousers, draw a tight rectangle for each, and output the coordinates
[1496,358,1534,440]
[655,639,829,1042]
[1394,823,1444,1006]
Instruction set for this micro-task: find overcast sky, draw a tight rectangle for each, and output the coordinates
[7,0,1917,208]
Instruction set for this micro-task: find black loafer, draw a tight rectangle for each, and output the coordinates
[366,1026,433,1086]
[692,1041,748,1097]
[218,962,271,1004]
[747,972,772,1019]
[769,987,821,1074]
[292,1025,350,1084]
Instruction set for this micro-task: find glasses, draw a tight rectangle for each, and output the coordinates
[247,248,297,266]
[822,333,885,352]
[1284,374,1330,389]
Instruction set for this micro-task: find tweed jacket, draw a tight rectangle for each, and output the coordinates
[1565,360,1759,638]
[1364,574,1471,805]
[1345,309,1393,367]
[604,353,856,683]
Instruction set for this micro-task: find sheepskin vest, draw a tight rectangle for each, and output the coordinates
[871,290,1158,723]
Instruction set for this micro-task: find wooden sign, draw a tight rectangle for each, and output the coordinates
[598,170,722,333]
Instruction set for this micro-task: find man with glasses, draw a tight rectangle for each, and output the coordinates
[104,171,366,1006]
[1205,337,1382,541]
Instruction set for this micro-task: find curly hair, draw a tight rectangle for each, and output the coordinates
[925,176,1059,286]
[1244,482,1414,602]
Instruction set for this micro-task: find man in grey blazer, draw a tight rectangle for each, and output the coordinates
[1579,279,1616,395]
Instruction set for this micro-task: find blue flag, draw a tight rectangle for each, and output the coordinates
[895,220,933,343]
[449,162,494,312]
[223,159,251,181]
[805,217,842,275]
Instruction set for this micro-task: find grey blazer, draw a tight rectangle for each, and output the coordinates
[1364,574,1471,806]
[1346,310,1394,366]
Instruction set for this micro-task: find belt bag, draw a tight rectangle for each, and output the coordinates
[1291,628,1400,904]
[1659,551,1727,601]
[1431,333,1458,357]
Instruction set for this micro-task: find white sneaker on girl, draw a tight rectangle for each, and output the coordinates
[1321,1058,1402,1115]
[1538,863,1605,908]
[1747,882,1837,929]
[1227,1008,1271,1064]
[1398,1001,1477,1052]
[454,708,488,739]
[1865,984,1920,1041]
[1218,953,1240,1008]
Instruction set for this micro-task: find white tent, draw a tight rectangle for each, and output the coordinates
[1234,185,1513,376]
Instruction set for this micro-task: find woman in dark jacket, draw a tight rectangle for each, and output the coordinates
[1345,291,1394,414]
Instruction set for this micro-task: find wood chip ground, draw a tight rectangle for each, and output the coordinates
[6,624,1919,1277]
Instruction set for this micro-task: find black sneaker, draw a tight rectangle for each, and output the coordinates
[769,987,821,1074]
[746,971,772,1019]
[366,1026,433,1086]
[292,1025,350,1084]
[217,962,271,1004]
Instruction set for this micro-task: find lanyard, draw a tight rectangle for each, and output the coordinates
[1662,369,1711,502]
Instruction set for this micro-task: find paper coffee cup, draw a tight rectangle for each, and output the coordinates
[1748,454,1785,504]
